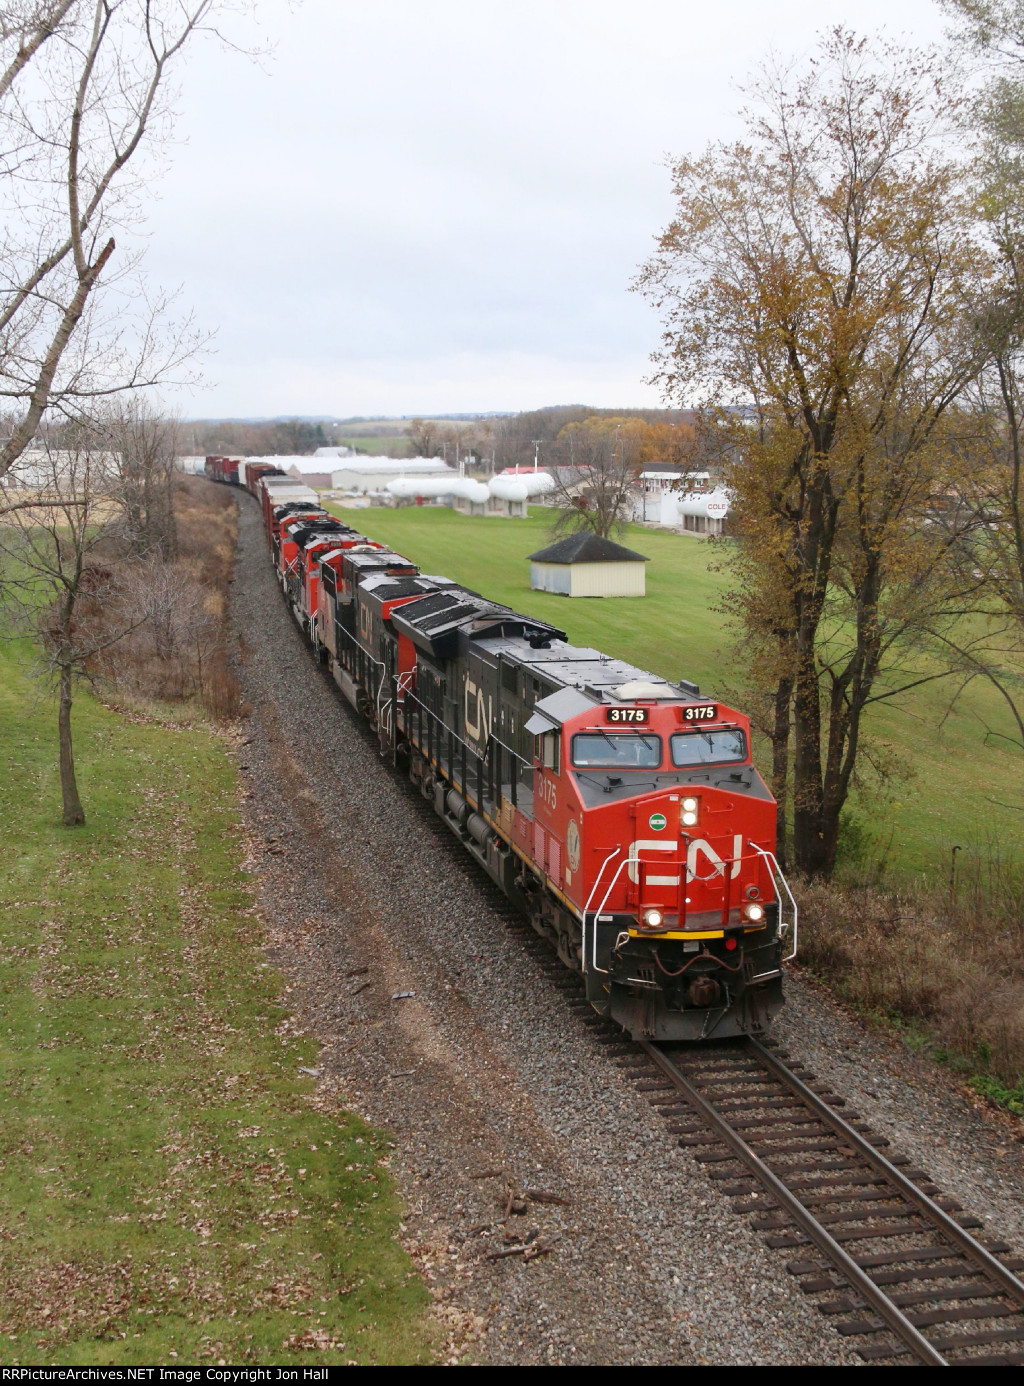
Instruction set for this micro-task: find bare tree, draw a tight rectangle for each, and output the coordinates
[0,1,225,481]
[547,418,642,539]
[407,417,493,468]
[104,397,179,559]
[96,558,218,701]
[0,433,143,824]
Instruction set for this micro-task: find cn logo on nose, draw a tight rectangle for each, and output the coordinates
[627,835,743,886]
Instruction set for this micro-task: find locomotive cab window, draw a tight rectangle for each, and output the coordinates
[571,732,662,768]
[670,728,747,766]
[535,731,560,772]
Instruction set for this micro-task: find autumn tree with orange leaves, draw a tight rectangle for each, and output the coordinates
[638,30,993,877]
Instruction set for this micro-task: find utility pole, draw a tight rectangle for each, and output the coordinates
[532,439,541,473]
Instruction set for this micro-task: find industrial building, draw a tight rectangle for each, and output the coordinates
[331,457,455,493]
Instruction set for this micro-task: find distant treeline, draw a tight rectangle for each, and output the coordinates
[410,404,702,470]
[180,406,701,463]
[182,418,337,457]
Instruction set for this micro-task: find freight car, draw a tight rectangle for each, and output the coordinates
[242,460,288,496]
[204,455,241,485]
[240,466,795,1041]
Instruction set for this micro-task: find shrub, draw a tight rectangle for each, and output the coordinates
[798,850,1024,1091]
[85,476,242,719]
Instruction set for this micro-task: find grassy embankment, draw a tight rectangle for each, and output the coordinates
[331,504,1024,1103]
[0,644,433,1363]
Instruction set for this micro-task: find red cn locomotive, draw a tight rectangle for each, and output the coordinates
[385,592,794,1041]
[242,467,796,1042]
[203,455,241,485]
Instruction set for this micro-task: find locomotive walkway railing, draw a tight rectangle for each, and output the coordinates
[400,689,534,823]
[331,620,384,710]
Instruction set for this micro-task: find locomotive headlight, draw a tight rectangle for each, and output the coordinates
[640,908,665,930]
[682,796,699,828]
[682,797,698,813]
[682,810,698,827]
[743,902,764,923]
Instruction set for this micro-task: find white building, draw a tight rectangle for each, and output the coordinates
[331,457,455,493]
[6,448,119,489]
[529,533,649,598]
[635,470,709,523]
[632,470,730,535]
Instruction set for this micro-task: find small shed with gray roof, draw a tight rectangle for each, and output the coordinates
[527,532,649,598]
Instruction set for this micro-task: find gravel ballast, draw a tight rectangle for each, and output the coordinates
[228,494,1022,1365]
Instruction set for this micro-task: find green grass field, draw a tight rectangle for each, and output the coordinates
[328,503,1023,878]
[0,639,433,1366]
[336,436,410,458]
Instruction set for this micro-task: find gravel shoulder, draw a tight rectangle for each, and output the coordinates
[775,969,1024,1254]
[229,493,1022,1366]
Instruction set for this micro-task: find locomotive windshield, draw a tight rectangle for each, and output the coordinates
[571,732,662,768]
[670,728,747,765]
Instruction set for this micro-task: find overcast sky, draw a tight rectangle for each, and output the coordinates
[146,0,949,419]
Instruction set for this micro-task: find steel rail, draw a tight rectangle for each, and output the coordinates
[640,1040,948,1366]
[746,1036,1024,1311]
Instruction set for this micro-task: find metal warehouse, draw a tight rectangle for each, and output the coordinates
[330,458,455,493]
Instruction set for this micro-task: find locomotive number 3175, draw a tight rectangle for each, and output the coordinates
[606,706,649,723]
[682,704,718,722]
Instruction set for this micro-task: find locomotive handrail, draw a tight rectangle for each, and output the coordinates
[403,691,484,803]
[581,847,622,976]
[482,728,528,768]
[748,843,798,961]
[375,661,390,735]
[334,621,383,674]
[591,856,635,972]
[329,621,393,736]
[404,692,478,761]
[586,841,793,973]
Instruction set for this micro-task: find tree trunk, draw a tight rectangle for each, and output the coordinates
[770,673,793,869]
[58,662,85,826]
[789,472,839,879]
[792,644,832,878]
[802,801,840,878]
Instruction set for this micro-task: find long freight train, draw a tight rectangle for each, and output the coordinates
[212,456,796,1042]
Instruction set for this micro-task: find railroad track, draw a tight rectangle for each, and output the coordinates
[607,1036,1024,1365]
[306,668,1024,1365]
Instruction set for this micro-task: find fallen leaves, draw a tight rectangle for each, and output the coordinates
[283,1328,345,1352]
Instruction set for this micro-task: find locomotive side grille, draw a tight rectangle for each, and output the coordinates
[549,837,561,882]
